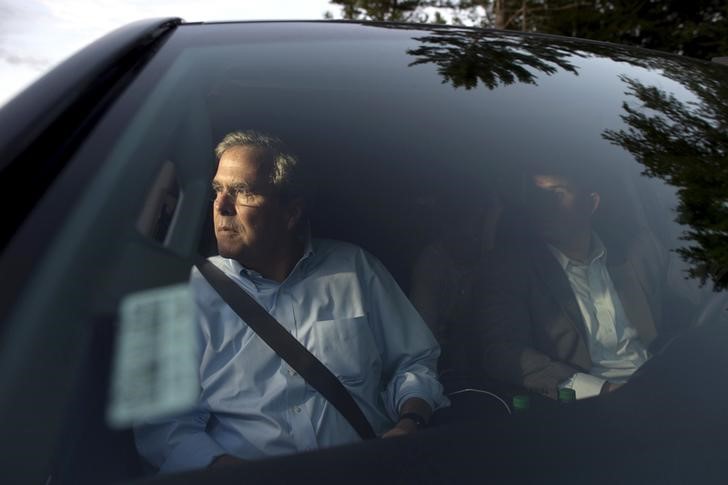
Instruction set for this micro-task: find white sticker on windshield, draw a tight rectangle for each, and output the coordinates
[107,283,199,429]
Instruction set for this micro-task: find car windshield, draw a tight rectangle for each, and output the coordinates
[9,21,728,484]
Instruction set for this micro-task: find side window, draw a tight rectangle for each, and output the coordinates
[136,160,181,245]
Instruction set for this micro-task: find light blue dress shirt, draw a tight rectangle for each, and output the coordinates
[135,238,448,472]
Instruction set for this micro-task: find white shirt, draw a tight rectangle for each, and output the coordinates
[135,238,448,472]
[548,235,650,399]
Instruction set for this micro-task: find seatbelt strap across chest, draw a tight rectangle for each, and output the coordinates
[194,258,376,440]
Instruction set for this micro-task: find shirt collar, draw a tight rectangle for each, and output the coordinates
[224,224,316,281]
[547,232,606,270]
[291,224,315,276]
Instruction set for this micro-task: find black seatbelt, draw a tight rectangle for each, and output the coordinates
[194,258,377,440]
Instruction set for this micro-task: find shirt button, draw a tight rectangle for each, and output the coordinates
[294,406,302,414]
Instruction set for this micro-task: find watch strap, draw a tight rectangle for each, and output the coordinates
[399,412,427,429]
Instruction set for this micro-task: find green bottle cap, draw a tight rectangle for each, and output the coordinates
[512,394,530,412]
[558,388,576,402]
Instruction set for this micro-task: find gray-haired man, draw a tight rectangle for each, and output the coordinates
[135,130,448,472]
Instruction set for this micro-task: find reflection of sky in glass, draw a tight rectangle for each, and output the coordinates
[93,22,728,290]
[149,24,717,266]
[161,25,710,175]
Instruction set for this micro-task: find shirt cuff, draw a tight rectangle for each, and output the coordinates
[391,374,450,419]
[559,372,606,400]
[159,432,228,473]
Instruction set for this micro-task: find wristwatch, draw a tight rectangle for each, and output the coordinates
[399,412,427,429]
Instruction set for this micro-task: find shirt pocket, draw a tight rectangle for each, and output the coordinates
[313,315,378,383]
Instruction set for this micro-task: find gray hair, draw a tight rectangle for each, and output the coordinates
[214,130,304,201]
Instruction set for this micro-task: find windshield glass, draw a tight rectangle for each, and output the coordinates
[36,22,728,482]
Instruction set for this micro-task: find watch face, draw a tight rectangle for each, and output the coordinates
[401,413,426,428]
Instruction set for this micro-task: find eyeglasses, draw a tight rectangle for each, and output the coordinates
[210,185,266,208]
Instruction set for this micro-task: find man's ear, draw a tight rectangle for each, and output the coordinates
[286,198,304,231]
[590,192,601,215]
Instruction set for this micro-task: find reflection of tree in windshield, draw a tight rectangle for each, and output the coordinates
[603,63,728,289]
[403,25,728,288]
[407,29,580,89]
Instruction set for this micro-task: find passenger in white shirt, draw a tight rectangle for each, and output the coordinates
[528,171,646,398]
[473,166,698,399]
[547,234,650,398]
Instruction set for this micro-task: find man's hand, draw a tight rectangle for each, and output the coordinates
[601,381,624,394]
[382,417,419,439]
[382,397,432,438]
[209,454,245,469]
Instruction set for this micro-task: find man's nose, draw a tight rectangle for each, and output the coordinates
[215,194,236,216]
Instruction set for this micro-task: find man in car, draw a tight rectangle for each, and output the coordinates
[134,130,448,472]
[472,163,697,400]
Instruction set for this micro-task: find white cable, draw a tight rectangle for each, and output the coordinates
[447,388,512,415]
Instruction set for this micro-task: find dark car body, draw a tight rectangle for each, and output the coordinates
[1,19,727,485]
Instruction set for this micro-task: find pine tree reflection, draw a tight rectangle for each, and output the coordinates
[603,65,728,289]
[407,29,580,89]
[403,25,728,290]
